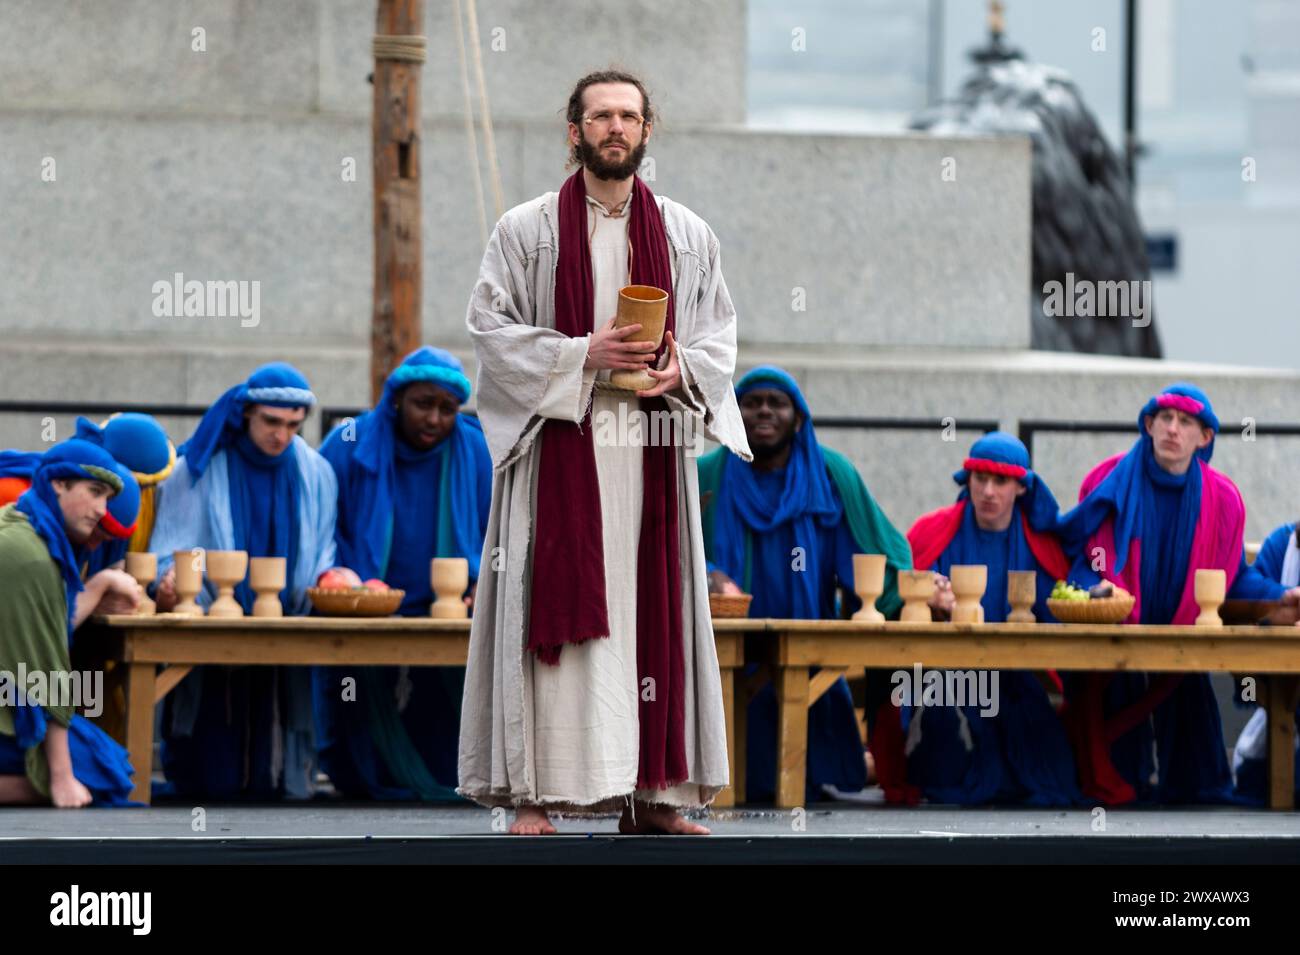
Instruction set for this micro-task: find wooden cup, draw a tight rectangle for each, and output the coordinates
[430,558,470,619]
[125,551,157,615]
[1007,569,1037,624]
[206,550,248,618]
[899,570,936,623]
[607,284,668,393]
[173,548,206,616]
[250,557,286,618]
[1195,568,1227,627]
[950,564,988,624]
[851,554,887,622]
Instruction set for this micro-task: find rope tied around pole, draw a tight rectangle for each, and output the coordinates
[373,34,428,63]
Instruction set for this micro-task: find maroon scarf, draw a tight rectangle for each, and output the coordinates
[527,169,687,790]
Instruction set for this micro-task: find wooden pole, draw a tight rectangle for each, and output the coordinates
[371,0,425,405]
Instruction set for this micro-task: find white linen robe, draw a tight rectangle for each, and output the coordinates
[457,188,751,811]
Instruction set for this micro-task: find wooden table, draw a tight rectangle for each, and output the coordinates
[98,616,1299,812]
[97,615,752,807]
[744,619,1300,811]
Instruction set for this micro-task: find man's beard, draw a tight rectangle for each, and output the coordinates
[578,131,648,181]
[751,427,796,462]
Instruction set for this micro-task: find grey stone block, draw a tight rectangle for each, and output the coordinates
[318,0,748,125]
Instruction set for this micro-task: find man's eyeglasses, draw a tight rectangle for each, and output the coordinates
[583,110,646,130]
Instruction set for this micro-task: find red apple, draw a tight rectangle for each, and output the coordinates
[317,567,363,590]
[363,578,389,593]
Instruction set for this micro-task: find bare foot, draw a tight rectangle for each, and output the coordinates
[619,801,710,835]
[509,805,556,835]
[50,774,93,808]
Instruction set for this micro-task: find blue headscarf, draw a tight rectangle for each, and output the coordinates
[1058,383,1218,595]
[0,450,44,483]
[953,431,1060,534]
[179,362,317,480]
[14,439,124,635]
[332,346,482,580]
[714,366,841,616]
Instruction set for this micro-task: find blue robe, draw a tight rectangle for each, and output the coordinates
[315,417,492,801]
[148,437,337,800]
[905,504,1082,806]
[734,469,869,803]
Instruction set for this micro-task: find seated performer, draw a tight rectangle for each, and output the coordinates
[0,434,147,631]
[149,363,338,799]
[1057,383,1299,805]
[317,346,492,800]
[698,365,912,803]
[1231,520,1300,804]
[0,439,137,807]
[901,431,1082,806]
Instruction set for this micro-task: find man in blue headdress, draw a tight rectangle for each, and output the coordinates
[697,365,913,803]
[149,362,338,799]
[316,346,492,800]
[1057,382,1299,804]
[0,423,150,625]
[899,432,1082,806]
[0,439,137,807]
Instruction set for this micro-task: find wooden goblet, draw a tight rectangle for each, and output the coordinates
[899,570,936,623]
[250,557,286,618]
[851,554,887,622]
[607,284,668,393]
[173,548,206,616]
[1195,568,1226,627]
[430,558,470,619]
[125,551,157,615]
[1007,570,1037,624]
[950,564,987,624]
[206,550,248,618]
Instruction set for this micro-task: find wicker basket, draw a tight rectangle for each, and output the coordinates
[308,587,405,617]
[709,592,753,618]
[1047,590,1135,624]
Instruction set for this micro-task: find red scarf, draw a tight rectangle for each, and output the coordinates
[527,170,687,790]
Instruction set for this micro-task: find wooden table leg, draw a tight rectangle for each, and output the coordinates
[776,665,809,809]
[716,665,735,808]
[1266,675,1299,811]
[733,668,747,806]
[125,661,157,806]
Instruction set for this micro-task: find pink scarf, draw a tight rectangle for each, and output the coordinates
[1081,455,1244,624]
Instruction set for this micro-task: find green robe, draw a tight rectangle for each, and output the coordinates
[696,445,913,617]
[0,503,75,794]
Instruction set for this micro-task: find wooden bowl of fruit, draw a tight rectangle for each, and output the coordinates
[309,568,405,617]
[1047,580,1135,624]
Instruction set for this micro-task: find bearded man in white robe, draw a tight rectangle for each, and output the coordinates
[457,69,751,835]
